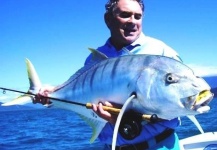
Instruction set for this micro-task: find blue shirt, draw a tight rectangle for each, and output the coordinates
[85,33,181,146]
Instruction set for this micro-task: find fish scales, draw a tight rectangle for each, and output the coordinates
[52,55,144,105]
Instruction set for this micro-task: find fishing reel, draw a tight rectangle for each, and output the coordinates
[118,110,143,140]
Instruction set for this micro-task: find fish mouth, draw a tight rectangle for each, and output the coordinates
[188,90,214,113]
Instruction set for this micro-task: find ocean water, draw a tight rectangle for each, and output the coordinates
[0,98,217,150]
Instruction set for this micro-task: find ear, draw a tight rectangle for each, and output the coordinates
[104,13,112,29]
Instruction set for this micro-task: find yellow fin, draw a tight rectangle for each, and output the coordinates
[2,95,33,106]
[79,114,106,143]
[26,58,42,92]
[88,48,108,63]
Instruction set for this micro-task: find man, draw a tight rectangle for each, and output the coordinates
[85,0,181,149]
[37,0,181,149]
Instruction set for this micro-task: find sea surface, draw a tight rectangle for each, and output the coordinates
[0,98,217,150]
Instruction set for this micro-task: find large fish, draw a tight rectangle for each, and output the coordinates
[1,49,213,142]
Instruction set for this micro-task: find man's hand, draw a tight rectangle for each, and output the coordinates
[92,101,118,124]
[33,85,54,105]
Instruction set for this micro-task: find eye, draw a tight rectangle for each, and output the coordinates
[134,14,142,20]
[118,12,132,18]
[117,12,142,20]
[165,73,179,84]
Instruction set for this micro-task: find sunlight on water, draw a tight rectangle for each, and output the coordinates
[187,115,204,134]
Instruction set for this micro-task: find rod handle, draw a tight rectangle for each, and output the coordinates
[86,103,155,121]
[86,103,120,115]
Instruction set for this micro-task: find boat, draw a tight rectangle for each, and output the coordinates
[179,132,217,150]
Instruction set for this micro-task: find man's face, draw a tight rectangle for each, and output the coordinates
[107,0,143,48]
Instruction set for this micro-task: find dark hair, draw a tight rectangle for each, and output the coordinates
[105,0,144,14]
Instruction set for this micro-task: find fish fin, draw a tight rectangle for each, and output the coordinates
[57,48,108,89]
[88,48,108,63]
[26,58,42,93]
[187,115,204,134]
[1,95,34,106]
[1,59,43,106]
[79,114,106,143]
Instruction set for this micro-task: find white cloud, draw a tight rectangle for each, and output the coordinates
[187,64,217,77]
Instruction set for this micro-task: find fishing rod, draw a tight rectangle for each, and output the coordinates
[0,87,123,114]
[0,87,87,107]
[0,87,161,122]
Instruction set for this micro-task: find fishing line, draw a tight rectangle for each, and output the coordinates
[112,94,136,150]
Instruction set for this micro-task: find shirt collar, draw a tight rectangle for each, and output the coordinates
[131,32,146,46]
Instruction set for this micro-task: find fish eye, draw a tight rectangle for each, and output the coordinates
[165,73,179,84]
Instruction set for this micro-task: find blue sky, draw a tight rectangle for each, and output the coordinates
[0,0,217,103]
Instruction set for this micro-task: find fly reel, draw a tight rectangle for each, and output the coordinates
[118,110,143,140]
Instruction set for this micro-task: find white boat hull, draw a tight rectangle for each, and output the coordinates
[179,132,217,150]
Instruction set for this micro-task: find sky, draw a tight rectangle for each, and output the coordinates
[0,0,217,103]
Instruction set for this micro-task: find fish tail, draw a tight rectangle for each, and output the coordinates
[25,58,42,92]
[2,59,42,106]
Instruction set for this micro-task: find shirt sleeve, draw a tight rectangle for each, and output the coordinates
[162,43,183,62]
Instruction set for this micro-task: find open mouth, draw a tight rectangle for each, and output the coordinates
[189,90,214,113]
[125,28,136,32]
[124,28,137,34]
